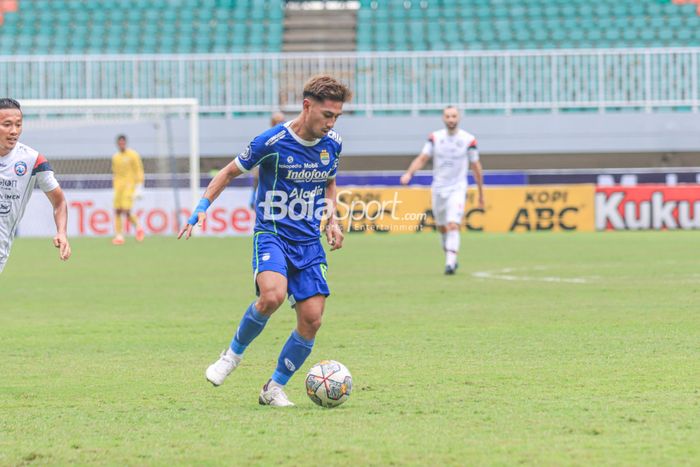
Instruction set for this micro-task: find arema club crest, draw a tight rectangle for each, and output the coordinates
[14,161,27,176]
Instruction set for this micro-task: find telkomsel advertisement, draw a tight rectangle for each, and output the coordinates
[18,189,255,237]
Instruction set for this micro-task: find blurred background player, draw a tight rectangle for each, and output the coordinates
[178,75,350,407]
[400,106,484,275]
[111,134,145,245]
[0,98,71,273]
[249,111,286,209]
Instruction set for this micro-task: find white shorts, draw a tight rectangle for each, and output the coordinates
[431,188,467,227]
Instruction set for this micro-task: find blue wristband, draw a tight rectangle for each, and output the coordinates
[188,198,211,225]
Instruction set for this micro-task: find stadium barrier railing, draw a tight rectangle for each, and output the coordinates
[1,49,699,115]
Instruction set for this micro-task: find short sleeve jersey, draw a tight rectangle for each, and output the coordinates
[421,128,479,194]
[234,122,341,243]
[0,142,59,263]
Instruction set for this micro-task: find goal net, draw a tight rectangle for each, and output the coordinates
[16,98,200,237]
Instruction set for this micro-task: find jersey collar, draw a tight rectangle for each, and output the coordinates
[0,145,17,161]
[284,121,321,147]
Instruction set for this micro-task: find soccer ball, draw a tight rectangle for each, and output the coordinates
[305,360,352,408]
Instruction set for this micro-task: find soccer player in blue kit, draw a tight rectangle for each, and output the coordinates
[178,75,351,407]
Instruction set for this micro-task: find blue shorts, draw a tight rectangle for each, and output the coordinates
[252,233,330,307]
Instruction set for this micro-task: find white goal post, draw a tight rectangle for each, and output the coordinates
[20,98,200,210]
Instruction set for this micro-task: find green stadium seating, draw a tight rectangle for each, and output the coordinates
[357,0,700,51]
[4,0,698,55]
[0,0,284,54]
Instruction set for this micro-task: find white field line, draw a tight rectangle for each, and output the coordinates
[472,266,592,284]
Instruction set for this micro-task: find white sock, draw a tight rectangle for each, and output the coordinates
[440,232,447,251]
[268,379,285,389]
[225,347,243,363]
[444,230,460,267]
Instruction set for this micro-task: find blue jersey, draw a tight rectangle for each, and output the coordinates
[234,123,341,242]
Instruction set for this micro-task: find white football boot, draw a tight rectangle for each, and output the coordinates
[258,380,295,407]
[205,348,241,386]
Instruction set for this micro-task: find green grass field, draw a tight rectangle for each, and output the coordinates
[1,232,699,465]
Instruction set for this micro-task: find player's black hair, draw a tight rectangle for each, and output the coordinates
[116,134,127,142]
[0,98,21,111]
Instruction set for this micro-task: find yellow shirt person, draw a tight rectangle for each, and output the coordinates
[112,148,144,205]
[111,134,145,244]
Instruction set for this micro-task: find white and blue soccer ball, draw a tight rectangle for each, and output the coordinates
[305,360,352,408]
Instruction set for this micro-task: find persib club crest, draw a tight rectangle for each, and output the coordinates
[319,149,330,166]
[14,161,27,176]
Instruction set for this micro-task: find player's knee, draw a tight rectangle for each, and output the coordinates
[257,289,286,314]
[300,315,323,335]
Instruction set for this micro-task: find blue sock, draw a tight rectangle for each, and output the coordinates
[230,302,269,355]
[271,330,314,386]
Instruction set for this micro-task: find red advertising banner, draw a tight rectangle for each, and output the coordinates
[596,185,700,230]
[19,189,255,237]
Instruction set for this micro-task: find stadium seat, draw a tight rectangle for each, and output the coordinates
[355,0,700,51]
[0,0,285,54]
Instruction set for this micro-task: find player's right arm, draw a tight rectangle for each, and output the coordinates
[400,133,433,185]
[177,159,244,239]
[178,137,266,239]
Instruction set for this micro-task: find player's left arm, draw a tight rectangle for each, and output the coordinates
[324,177,344,251]
[467,137,486,209]
[133,151,145,199]
[35,155,71,260]
[470,160,485,209]
[467,136,486,209]
[468,138,485,209]
[44,186,71,261]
